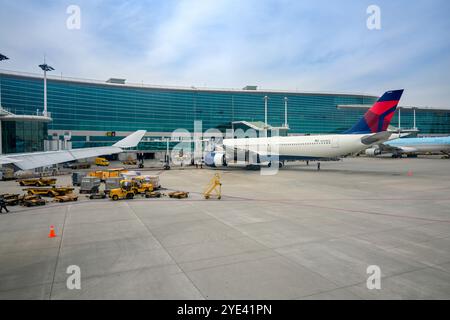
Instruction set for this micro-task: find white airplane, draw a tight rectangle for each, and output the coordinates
[0,130,146,171]
[204,90,404,168]
[365,136,450,158]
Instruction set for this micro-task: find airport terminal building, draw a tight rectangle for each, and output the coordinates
[1,69,450,154]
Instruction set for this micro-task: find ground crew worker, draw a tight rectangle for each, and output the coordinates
[0,196,9,213]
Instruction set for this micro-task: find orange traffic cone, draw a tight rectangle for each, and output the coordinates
[48,225,56,238]
[407,170,413,177]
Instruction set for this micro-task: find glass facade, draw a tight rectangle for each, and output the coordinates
[1,120,47,153]
[1,72,449,150]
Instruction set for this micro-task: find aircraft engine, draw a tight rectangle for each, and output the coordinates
[365,147,382,157]
[204,152,227,167]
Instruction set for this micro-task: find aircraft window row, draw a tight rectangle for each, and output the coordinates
[283,141,331,146]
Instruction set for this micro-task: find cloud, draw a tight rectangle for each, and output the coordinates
[0,0,449,107]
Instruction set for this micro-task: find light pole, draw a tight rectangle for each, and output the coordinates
[263,96,269,137]
[0,53,9,155]
[263,96,268,126]
[284,97,288,127]
[0,53,9,108]
[38,58,54,117]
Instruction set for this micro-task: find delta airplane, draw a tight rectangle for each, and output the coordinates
[365,135,450,158]
[0,130,146,171]
[204,90,404,168]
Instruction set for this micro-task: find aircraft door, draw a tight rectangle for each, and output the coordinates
[245,139,249,163]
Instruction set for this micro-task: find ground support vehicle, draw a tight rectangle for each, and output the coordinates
[24,187,74,197]
[18,178,57,187]
[80,177,101,194]
[95,157,110,166]
[109,180,135,201]
[53,194,78,202]
[0,194,21,206]
[167,191,189,199]
[20,195,46,207]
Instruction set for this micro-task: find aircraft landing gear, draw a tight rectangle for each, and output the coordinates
[268,161,284,168]
[137,153,144,168]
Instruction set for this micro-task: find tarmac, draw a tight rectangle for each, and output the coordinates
[0,157,449,299]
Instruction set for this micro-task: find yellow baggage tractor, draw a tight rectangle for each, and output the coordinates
[18,177,57,187]
[109,180,135,201]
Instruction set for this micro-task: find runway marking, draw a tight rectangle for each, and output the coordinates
[49,205,69,299]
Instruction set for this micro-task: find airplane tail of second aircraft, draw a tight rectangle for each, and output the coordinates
[344,89,404,134]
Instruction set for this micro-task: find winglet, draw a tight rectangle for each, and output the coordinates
[113,130,146,148]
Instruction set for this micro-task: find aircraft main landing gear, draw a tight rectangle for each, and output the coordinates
[268,161,284,168]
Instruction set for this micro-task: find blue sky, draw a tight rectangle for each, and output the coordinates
[0,0,449,107]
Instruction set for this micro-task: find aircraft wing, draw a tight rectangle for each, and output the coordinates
[113,130,146,148]
[361,131,393,145]
[377,144,418,154]
[0,130,146,171]
[0,157,21,165]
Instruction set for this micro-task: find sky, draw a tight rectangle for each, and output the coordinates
[0,0,449,108]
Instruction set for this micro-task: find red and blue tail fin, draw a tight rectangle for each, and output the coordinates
[344,89,404,134]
